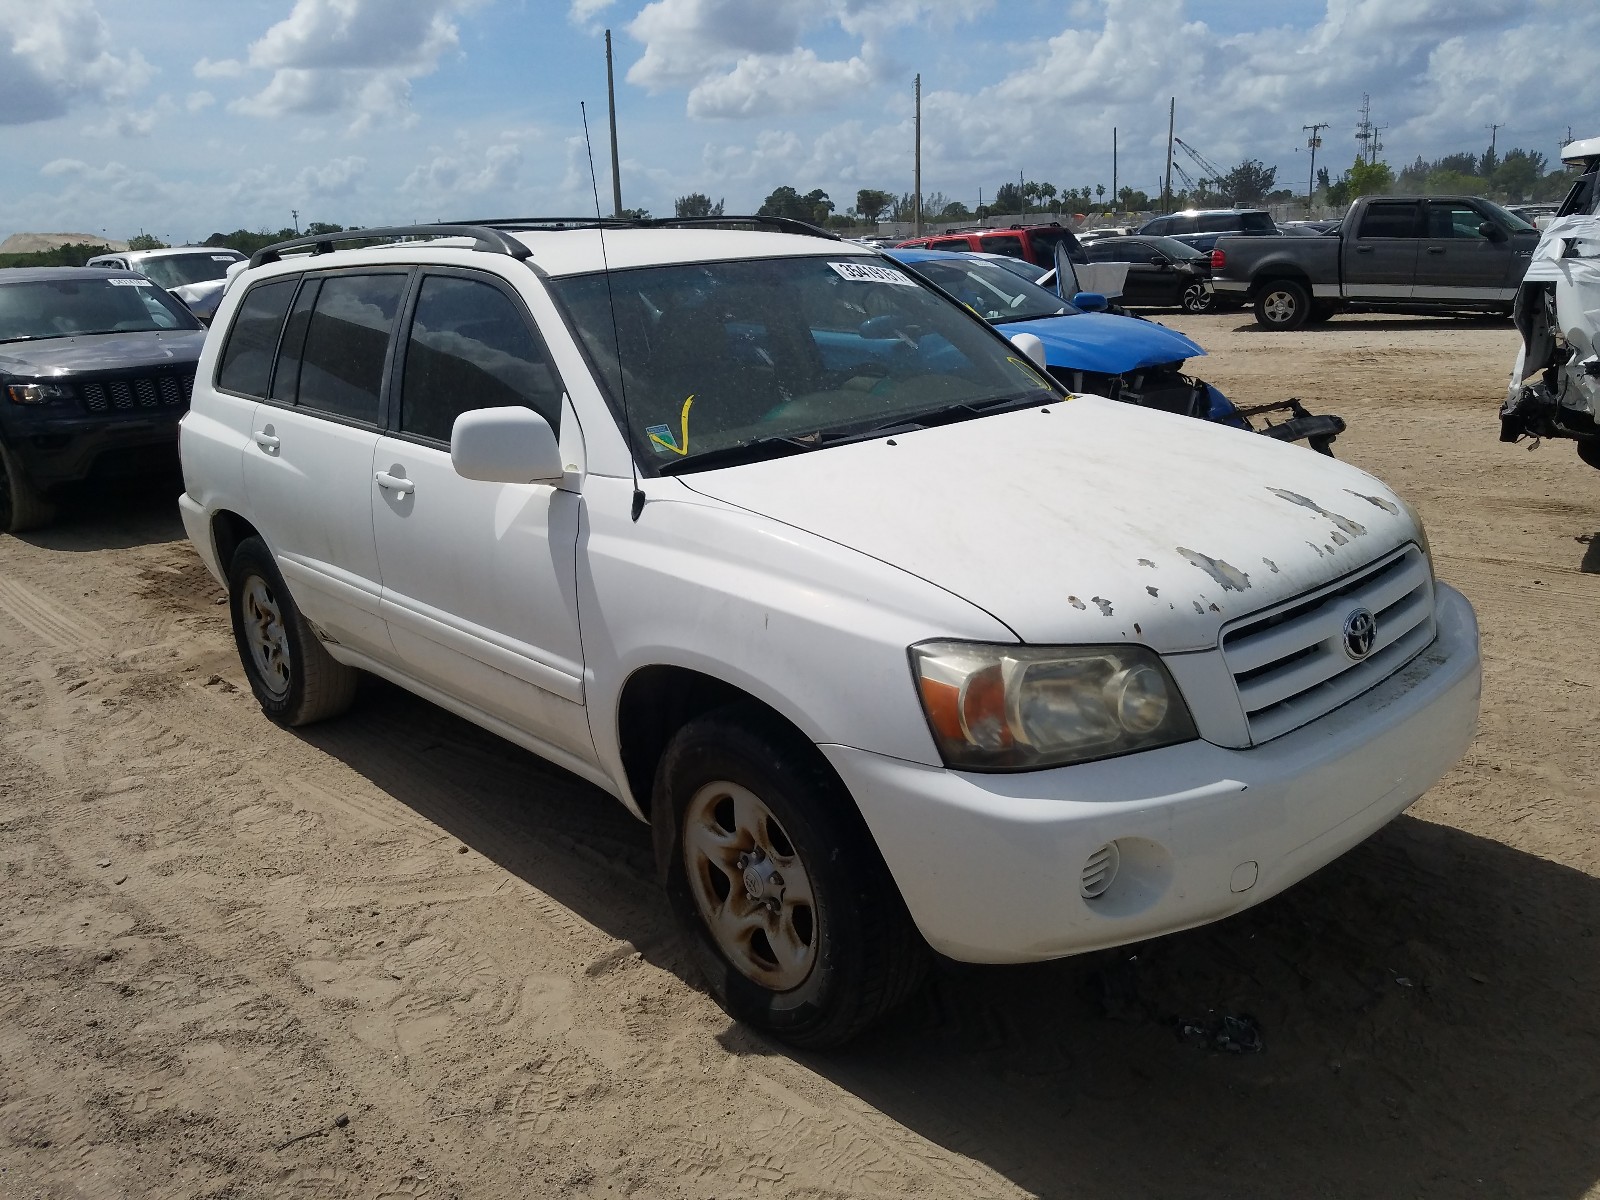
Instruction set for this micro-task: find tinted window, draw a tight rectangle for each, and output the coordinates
[271,278,319,404]
[399,275,563,443]
[294,274,405,424]
[1167,215,1199,234]
[984,235,1025,259]
[928,238,970,251]
[1239,211,1275,233]
[1024,227,1086,264]
[1197,214,1235,233]
[1427,203,1490,240]
[0,276,199,343]
[217,278,296,397]
[1357,202,1420,238]
[1142,218,1170,235]
[1089,240,1154,263]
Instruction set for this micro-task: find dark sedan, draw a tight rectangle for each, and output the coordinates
[0,268,205,531]
[1080,235,1214,311]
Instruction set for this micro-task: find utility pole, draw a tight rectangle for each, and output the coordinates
[605,30,623,217]
[1303,123,1327,216]
[1019,168,1025,219]
[1355,93,1374,165]
[913,74,922,236]
[1164,97,1177,214]
[290,209,299,235]
[1487,122,1503,159]
[1112,126,1118,211]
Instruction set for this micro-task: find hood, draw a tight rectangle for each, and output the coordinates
[0,330,205,377]
[997,311,1205,375]
[170,279,224,304]
[678,397,1417,653]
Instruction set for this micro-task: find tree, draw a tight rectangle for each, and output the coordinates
[854,188,893,223]
[305,222,344,236]
[1346,156,1394,199]
[126,233,167,250]
[1218,159,1277,205]
[993,181,1024,213]
[937,200,971,221]
[1095,183,1106,203]
[1116,185,1151,211]
[674,193,724,218]
[758,185,832,225]
[1316,166,1331,192]
[1479,146,1499,180]
[1493,149,1545,200]
[620,207,651,219]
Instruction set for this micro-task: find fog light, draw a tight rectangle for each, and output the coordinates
[1081,841,1120,899]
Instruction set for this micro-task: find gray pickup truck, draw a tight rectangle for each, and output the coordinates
[1210,195,1540,329]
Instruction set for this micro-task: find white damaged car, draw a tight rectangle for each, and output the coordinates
[178,219,1481,1046]
[1500,135,1600,469]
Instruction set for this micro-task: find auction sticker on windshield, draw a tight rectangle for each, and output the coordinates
[828,261,918,286]
[107,278,154,286]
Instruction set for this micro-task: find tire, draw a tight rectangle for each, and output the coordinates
[1577,440,1600,472]
[1253,279,1312,330]
[0,440,57,533]
[1180,281,1213,313]
[227,536,359,726]
[652,704,928,1048]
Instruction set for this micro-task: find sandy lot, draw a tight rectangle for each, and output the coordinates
[2,311,1598,1200]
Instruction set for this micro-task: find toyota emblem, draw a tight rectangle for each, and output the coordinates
[1342,607,1377,661]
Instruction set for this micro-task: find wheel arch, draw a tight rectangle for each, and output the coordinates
[1248,268,1314,302]
[210,509,261,574]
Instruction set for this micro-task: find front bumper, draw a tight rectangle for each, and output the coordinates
[1,409,182,488]
[823,583,1480,963]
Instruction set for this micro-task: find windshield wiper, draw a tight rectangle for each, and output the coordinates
[857,391,1054,435]
[655,435,822,475]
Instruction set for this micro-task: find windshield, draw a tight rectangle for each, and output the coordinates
[550,255,1057,472]
[134,252,242,290]
[899,255,1071,323]
[1475,199,1536,232]
[0,277,201,342]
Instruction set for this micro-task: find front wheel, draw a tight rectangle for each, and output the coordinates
[1254,279,1312,330]
[1180,281,1213,313]
[0,441,56,534]
[227,536,359,726]
[653,705,928,1048]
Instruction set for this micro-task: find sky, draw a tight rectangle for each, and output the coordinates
[0,0,1590,244]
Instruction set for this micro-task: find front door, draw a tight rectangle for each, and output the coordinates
[1343,200,1421,300]
[369,269,596,767]
[240,270,409,657]
[1417,200,1530,304]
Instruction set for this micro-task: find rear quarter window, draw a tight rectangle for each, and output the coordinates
[215,278,297,398]
[1239,212,1275,233]
[982,235,1026,259]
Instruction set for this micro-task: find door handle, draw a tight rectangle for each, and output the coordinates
[1354,245,1374,253]
[252,431,280,451]
[1426,246,1445,254]
[375,471,415,495]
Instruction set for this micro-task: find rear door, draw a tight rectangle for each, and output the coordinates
[1344,200,1421,299]
[370,268,595,766]
[1087,240,1163,305]
[240,269,409,657]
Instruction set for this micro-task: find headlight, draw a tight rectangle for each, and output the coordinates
[910,641,1198,771]
[6,381,74,405]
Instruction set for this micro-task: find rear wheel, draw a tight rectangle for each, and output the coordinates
[0,441,56,534]
[1254,279,1312,330]
[227,536,359,726]
[653,704,928,1048]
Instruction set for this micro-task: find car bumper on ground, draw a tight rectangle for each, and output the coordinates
[3,411,183,488]
[823,583,1480,964]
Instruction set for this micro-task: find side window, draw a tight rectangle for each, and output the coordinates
[1427,203,1490,240]
[928,238,968,251]
[294,273,406,424]
[1357,202,1420,238]
[399,274,563,443]
[985,236,1025,259]
[1197,214,1234,233]
[216,278,297,397]
[1168,216,1198,235]
[1143,218,1169,235]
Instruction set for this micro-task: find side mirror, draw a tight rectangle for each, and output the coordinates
[1478,221,1506,242]
[451,406,564,485]
[1072,292,1109,312]
[1008,331,1047,369]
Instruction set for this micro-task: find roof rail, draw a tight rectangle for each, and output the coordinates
[461,214,842,241]
[248,224,534,269]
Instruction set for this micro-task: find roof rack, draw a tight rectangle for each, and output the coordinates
[249,224,534,269]
[460,214,841,241]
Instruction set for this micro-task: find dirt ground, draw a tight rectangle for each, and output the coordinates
[2,310,1598,1200]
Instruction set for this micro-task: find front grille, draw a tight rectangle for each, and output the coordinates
[79,372,194,414]
[1221,544,1435,743]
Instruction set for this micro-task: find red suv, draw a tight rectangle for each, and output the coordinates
[895,222,1088,268]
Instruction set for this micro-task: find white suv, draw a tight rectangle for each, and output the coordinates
[179,219,1481,1046]
[87,246,247,322]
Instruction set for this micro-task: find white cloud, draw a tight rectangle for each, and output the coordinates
[186,90,215,113]
[0,0,155,125]
[193,56,245,79]
[403,141,523,198]
[568,0,614,28]
[227,0,480,130]
[82,95,178,139]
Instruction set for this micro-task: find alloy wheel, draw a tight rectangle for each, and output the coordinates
[682,779,818,991]
[241,573,292,699]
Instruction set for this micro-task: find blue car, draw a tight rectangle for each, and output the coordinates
[885,247,1343,453]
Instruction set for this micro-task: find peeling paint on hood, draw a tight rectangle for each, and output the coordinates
[677,397,1419,653]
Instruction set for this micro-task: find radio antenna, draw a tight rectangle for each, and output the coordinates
[581,101,645,521]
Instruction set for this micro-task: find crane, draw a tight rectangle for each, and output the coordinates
[1174,137,1229,202]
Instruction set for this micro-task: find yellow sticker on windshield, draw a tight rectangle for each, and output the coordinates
[647,394,695,456]
[1006,355,1054,391]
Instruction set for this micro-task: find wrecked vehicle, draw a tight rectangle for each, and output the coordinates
[1500,136,1600,470]
[888,246,1345,453]
[182,218,1480,1047]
